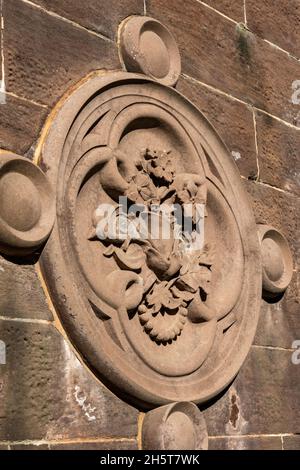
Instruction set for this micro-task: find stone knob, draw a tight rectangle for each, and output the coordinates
[258,224,293,298]
[142,402,208,450]
[0,152,55,256]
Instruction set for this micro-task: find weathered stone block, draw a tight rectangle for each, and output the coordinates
[29,0,144,40]
[0,320,138,441]
[4,0,119,106]
[147,0,300,125]
[208,435,282,450]
[10,443,49,450]
[203,347,300,435]
[0,94,48,156]
[0,444,9,450]
[0,257,53,321]
[247,0,300,59]
[177,75,257,179]
[255,111,300,196]
[282,436,300,450]
[0,17,2,84]
[254,270,300,349]
[50,440,138,450]
[244,180,300,271]
[245,180,300,350]
[204,0,244,22]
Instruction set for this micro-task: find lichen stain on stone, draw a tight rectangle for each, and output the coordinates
[236,23,253,65]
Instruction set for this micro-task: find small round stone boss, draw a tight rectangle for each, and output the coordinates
[0,152,55,255]
[258,224,293,297]
[119,16,181,87]
[142,402,208,450]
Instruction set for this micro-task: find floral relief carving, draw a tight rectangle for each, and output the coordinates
[89,145,214,344]
[39,71,262,407]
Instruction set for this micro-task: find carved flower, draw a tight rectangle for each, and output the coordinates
[177,244,214,296]
[172,174,207,204]
[89,143,216,342]
[138,280,190,342]
[146,280,183,313]
[171,173,207,223]
[178,265,212,295]
[139,305,188,343]
[126,172,158,204]
[143,148,175,184]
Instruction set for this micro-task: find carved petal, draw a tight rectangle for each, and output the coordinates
[198,243,215,266]
[103,270,144,310]
[171,173,206,200]
[99,158,129,195]
[188,295,216,322]
[176,274,198,293]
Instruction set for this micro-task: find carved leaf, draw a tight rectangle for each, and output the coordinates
[198,243,215,267]
[146,281,182,311]
[126,172,157,203]
[104,243,145,271]
[143,148,175,184]
[177,262,212,294]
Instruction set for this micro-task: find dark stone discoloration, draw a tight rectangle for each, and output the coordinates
[236,24,253,65]
[229,394,239,429]
[204,347,300,436]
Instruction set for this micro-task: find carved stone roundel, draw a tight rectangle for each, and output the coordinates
[40,72,261,407]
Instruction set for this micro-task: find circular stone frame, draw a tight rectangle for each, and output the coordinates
[39,72,262,408]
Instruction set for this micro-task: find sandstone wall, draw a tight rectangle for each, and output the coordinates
[0,0,299,450]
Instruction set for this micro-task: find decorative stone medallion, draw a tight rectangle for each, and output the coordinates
[39,71,262,407]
